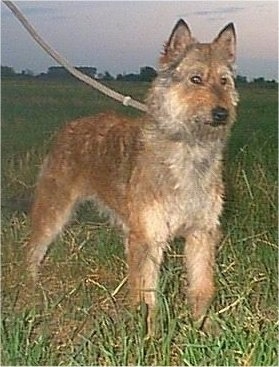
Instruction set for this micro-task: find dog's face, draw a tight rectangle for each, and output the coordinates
[147,20,239,143]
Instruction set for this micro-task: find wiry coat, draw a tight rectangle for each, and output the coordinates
[28,20,238,334]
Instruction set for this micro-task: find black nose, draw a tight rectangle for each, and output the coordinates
[212,106,229,125]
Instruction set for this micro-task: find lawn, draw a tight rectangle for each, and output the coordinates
[1,79,278,366]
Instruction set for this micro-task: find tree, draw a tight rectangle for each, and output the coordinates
[45,66,98,80]
[122,73,140,82]
[253,77,265,84]
[116,73,124,81]
[236,75,247,84]
[77,67,97,78]
[21,69,34,77]
[102,71,114,81]
[1,65,16,77]
[140,66,157,82]
[47,66,69,79]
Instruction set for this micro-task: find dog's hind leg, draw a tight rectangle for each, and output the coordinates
[28,168,79,281]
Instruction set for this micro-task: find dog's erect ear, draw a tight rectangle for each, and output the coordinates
[160,19,193,67]
[213,23,236,64]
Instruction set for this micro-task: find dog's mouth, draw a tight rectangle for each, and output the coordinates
[194,107,229,128]
[204,120,226,127]
[194,117,226,128]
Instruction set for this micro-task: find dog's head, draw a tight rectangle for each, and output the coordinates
[147,20,239,143]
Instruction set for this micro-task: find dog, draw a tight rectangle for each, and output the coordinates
[27,19,238,334]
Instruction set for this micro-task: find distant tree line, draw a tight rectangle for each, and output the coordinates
[235,74,277,87]
[1,65,158,82]
[1,65,277,86]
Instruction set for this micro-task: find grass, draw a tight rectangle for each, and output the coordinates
[1,79,278,366]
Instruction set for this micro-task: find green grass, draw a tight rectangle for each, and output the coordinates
[1,79,278,366]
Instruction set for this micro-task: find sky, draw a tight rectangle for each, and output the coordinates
[1,0,278,80]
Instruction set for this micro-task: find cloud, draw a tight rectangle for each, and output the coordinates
[195,6,245,16]
[2,2,67,21]
[178,5,245,19]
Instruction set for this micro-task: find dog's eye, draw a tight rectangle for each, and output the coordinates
[190,75,203,85]
[220,76,228,85]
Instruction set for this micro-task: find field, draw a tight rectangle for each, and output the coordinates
[1,79,278,366]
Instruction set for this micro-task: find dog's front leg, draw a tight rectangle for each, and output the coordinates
[183,228,221,331]
[126,231,164,336]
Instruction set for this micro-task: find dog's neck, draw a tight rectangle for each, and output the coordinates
[142,123,225,171]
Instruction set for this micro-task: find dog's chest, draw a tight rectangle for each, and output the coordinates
[158,146,222,232]
[169,162,211,209]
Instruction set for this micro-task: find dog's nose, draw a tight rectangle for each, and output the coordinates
[212,107,228,125]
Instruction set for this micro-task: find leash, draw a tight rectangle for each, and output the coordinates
[3,1,148,113]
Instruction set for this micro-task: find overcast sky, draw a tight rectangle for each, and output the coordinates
[1,0,278,80]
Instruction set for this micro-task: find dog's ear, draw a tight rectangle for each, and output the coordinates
[160,19,193,68]
[213,23,236,64]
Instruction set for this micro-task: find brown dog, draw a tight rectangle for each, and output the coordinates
[28,20,238,333]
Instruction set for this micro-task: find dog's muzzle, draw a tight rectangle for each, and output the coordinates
[211,106,229,126]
